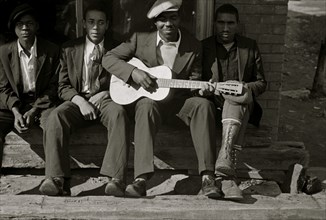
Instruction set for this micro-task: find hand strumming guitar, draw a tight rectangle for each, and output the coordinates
[131,68,157,93]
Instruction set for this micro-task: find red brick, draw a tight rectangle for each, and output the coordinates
[242,5,258,14]
[246,34,259,41]
[269,81,282,91]
[273,15,287,24]
[246,24,273,34]
[259,44,272,53]
[243,15,262,24]
[270,62,284,71]
[259,34,285,44]
[272,44,285,53]
[257,5,275,14]
[262,62,271,71]
[260,0,288,5]
[258,99,268,108]
[261,15,274,24]
[267,100,280,109]
[273,25,286,35]
[264,71,282,81]
[261,24,274,34]
[275,5,288,14]
[220,0,287,4]
[260,91,280,99]
[245,25,261,34]
[262,54,284,62]
[261,109,279,126]
[261,15,287,24]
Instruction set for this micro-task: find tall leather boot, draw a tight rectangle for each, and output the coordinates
[215,119,243,200]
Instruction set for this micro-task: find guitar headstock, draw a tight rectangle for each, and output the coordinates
[215,81,243,95]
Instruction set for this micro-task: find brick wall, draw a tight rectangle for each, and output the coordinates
[215,0,288,141]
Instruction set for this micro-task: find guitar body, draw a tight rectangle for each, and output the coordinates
[110,58,243,105]
[110,58,172,105]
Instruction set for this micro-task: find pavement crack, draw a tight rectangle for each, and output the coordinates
[41,196,46,209]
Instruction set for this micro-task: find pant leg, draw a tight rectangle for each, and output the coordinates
[99,98,130,181]
[133,98,161,179]
[38,107,56,131]
[44,101,88,178]
[222,100,254,146]
[0,110,14,169]
[177,97,216,175]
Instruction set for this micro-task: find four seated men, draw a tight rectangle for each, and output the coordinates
[0,0,266,199]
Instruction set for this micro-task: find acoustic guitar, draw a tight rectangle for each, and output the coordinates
[110,58,243,105]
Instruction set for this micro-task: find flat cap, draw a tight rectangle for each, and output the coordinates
[147,0,182,19]
[8,3,35,30]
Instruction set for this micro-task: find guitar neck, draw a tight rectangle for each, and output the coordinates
[157,78,207,89]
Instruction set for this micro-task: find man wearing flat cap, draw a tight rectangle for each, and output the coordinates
[102,0,221,198]
[0,4,59,170]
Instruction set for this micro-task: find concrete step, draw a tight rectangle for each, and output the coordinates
[0,173,325,220]
[0,193,325,219]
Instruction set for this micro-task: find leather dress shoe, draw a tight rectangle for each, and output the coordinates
[125,179,146,197]
[105,178,125,197]
[39,177,71,196]
[221,178,243,201]
[201,175,222,199]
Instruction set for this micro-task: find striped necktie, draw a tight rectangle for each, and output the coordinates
[88,44,101,94]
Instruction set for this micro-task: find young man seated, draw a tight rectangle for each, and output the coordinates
[0,4,59,171]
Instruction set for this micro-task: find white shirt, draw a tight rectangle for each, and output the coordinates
[156,30,181,69]
[82,37,104,93]
[223,42,235,52]
[18,37,37,93]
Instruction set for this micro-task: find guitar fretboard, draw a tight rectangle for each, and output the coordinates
[157,78,206,89]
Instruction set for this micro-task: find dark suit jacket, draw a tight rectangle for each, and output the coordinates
[202,34,267,126]
[102,28,202,98]
[0,38,60,110]
[58,36,116,101]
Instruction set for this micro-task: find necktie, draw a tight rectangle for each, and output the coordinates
[159,41,177,69]
[89,45,101,94]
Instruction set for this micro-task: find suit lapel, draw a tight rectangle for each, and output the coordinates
[236,36,248,81]
[144,33,159,67]
[209,38,220,82]
[8,42,22,95]
[72,39,84,89]
[35,39,46,82]
[238,47,247,82]
[172,34,192,74]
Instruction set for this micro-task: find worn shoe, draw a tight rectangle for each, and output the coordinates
[221,178,243,201]
[201,175,222,199]
[125,179,146,197]
[39,177,71,196]
[105,178,125,197]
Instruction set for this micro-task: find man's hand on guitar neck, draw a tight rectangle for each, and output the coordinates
[198,80,216,97]
[131,68,158,93]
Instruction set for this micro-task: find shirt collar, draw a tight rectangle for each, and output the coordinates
[85,36,104,54]
[156,29,181,48]
[17,37,37,57]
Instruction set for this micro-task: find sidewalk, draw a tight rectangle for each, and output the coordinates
[1,173,325,219]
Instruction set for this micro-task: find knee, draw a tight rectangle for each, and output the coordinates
[194,98,215,113]
[136,98,159,113]
[46,107,68,128]
[109,106,128,123]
